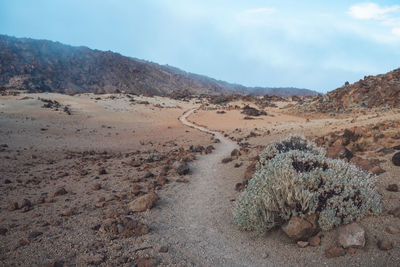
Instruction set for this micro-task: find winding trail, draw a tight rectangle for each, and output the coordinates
[147,108,281,266]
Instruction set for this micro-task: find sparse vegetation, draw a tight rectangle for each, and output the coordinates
[234,136,382,233]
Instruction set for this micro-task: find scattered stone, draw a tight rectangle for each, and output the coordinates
[28,231,43,239]
[325,247,346,258]
[337,222,366,248]
[392,152,400,166]
[377,240,393,250]
[18,238,30,246]
[234,162,242,168]
[92,183,102,190]
[387,184,399,192]
[235,182,246,192]
[347,247,357,254]
[61,207,76,217]
[17,199,32,210]
[241,105,267,117]
[83,253,105,265]
[205,145,215,154]
[98,168,107,175]
[231,149,241,157]
[389,207,400,217]
[8,202,18,211]
[159,246,169,253]
[128,192,158,212]
[176,178,188,183]
[144,171,154,178]
[326,145,353,160]
[297,241,309,248]
[155,176,168,186]
[52,187,67,197]
[308,235,321,247]
[39,260,64,267]
[369,165,385,175]
[0,228,8,236]
[281,214,318,240]
[136,257,156,267]
[176,163,190,176]
[221,157,233,164]
[386,226,400,234]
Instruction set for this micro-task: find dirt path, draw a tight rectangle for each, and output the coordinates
[146,109,281,266]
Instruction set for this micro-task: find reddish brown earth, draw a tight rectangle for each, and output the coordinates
[1,92,400,266]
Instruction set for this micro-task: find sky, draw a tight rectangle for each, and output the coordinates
[1,0,400,93]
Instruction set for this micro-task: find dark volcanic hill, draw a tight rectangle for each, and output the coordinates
[0,35,317,96]
[296,68,400,112]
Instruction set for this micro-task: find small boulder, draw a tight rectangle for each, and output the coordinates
[377,240,393,250]
[325,247,346,258]
[52,187,67,197]
[28,231,43,239]
[308,235,321,247]
[281,214,318,240]
[8,202,18,211]
[128,192,158,212]
[92,183,102,191]
[327,145,353,160]
[173,161,190,175]
[386,226,400,234]
[337,222,365,248]
[297,241,309,248]
[387,184,399,192]
[98,168,107,175]
[221,157,233,164]
[17,199,32,210]
[392,152,400,166]
[159,246,169,253]
[231,149,241,157]
[0,228,8,236]
[389,207,400,218]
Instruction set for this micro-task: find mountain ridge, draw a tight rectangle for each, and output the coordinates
[0,34,318,97]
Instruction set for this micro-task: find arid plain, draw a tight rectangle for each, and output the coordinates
[1,91,400,266]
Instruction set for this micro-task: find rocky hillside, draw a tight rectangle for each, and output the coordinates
[0,35,317,96]
[296,68,400,112]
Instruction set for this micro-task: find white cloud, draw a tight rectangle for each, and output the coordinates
[237,7,276,26]
[348,3,399,20]
[392,27,400,36]
[347,3,400,44]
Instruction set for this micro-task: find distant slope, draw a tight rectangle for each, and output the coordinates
[246,87,318,97]
[0,35,317,96]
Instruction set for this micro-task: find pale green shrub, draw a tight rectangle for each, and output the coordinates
[234,150,382,232]
[257,135,325,170]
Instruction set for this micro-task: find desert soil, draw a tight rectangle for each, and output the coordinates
[1,92,400,266]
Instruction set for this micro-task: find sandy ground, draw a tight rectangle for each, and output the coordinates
[1,93,400,266]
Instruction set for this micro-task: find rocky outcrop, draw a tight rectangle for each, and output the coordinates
[296,68,400,112]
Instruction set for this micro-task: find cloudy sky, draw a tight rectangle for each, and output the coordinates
[1,0,400,92]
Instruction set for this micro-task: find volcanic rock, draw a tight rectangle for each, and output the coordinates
[326,145,353,160]
[128,192,158,212]
[392,152,400,166]
[386,226,400,234]
[325,247,346,258]
[387,184,399,192]
[281,214,318,240]
[337,223,365,248]
[52,187,67,197]
[377,240,393,250]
